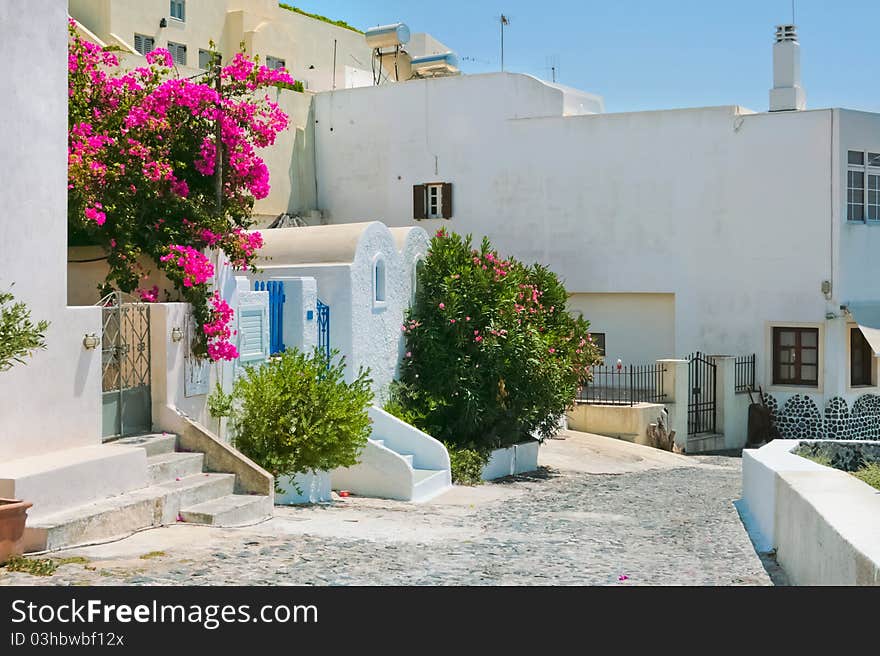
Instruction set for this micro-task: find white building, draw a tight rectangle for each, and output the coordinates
[312,25,880,445]
[250,222,429,401]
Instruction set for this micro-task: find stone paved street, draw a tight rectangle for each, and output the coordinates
[0,431,778,586]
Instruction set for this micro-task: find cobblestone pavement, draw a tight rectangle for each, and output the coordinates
[0,433,777,586]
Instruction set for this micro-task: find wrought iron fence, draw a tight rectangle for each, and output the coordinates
[577,363,667,406]
[735,353,756,393]
[316,298,330,362]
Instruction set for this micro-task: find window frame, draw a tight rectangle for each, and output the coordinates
[167,41,187,66]
[847,149,880,222]
[426,184,443,219]
[772,326,819,387]
[266,56,286,71]
[134,34,155,56]
[170,0,186,22]
[198,49,212,70]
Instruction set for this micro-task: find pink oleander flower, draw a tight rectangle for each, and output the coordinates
[438,303,445,310]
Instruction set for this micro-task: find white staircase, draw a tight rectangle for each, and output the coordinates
[24,433,272,552]
[332,407,452,503]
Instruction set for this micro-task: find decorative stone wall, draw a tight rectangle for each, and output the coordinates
[766,393,880,441]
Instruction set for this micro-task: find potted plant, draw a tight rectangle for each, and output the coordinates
[0,499,33,564]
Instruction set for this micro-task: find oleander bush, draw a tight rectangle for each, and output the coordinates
[389,229,601,452]
[231,348,373,487]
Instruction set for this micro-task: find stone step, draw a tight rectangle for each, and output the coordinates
[154,473,236,520]
[111,433,177,457]
[686,433,726,454]
[180,494,273,526]
[147,452,205,485]
[25,473,236,552]
[411,468,452,503]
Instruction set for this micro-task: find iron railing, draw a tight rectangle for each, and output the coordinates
[577,363,667,407]
[735,353,756,393]
[316,298,330,362]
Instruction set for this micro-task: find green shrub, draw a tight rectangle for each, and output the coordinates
[447,445,489,486]
[853,463,880,491]
[206,382,233,419]
[390,229,601,451]
[230,347,373,486]
[278,4,363,33]
[0,289,49,372]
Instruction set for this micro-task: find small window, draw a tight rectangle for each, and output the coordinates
[773,327,819,386]
[199,49,213,70]
[168,41,187,66]
[413,183,453,220]
[591,333,606,357]
[849,150,865,166]
[134,34,155,56]
[266,56,286,70]
[851,328,873,387]
[374,257,387,304]
[869,153,880,168]
[170,0,185,21]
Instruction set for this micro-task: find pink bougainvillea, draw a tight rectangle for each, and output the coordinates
[67,19,294,360]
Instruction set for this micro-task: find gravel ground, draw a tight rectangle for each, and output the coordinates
[0,434,778,586]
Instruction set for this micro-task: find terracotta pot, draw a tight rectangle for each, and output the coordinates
[0,498,33,564]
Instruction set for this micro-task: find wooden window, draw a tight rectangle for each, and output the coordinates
[413,183,453,220]
[773,327,819,386]
[413,184,426,220]
[134,34,155,56]
[851,328,873,387]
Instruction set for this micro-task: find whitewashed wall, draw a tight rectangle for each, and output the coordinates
[0,1,103,461]
[314,72,880,406]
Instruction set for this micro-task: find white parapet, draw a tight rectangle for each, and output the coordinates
[741,439,880,585]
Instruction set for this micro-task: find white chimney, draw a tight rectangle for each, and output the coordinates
[770,25,806,112]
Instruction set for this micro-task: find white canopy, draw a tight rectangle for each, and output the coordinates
[848,302,880,355]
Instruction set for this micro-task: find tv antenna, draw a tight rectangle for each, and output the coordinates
[500,14,510,71]
[544,55,560,83]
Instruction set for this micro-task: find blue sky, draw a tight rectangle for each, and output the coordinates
[291,0,879,114]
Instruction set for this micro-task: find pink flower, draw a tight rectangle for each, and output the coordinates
[406,352,412,358]
[449,319,456,324]
[618,575,629,581]
[438,303,445,310]
[475,336,483,343]
[84,205,106,226]
[137,285,159,303]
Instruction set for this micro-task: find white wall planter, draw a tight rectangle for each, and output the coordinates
[481,440,541,481]
[275,470,332,505]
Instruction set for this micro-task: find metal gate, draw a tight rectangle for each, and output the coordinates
[688,352,716,435]
[316,298,330,361]
[254,280,285,355]
[99,292,152,440]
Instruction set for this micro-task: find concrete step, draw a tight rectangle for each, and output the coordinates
[180,494,273,526]
[686,433,726,454]
[372,439,385,448]
[25,473,236,552]
[147,452,205,485]
[111,433,177,457]
[411,468,452,503]
[399,453,414,467]
[154,473,235,519]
